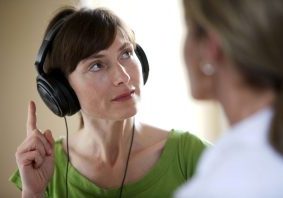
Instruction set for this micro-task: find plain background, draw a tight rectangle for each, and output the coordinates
[0,0,225,196]
[1,1,78,196]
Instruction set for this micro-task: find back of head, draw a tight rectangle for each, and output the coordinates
[183,0,283,155]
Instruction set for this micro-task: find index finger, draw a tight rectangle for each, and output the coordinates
[26,100,37,136]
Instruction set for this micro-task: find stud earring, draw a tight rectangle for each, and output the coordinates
[201,63,215,76]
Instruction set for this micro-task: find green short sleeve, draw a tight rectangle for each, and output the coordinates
[9,169,22,190]
[176,131,210,178]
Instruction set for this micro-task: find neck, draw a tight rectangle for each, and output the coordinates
[77,117,135,165]
[214,60,276,126]
[220,87,275,126]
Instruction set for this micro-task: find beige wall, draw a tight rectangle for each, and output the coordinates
[0,1,80,196]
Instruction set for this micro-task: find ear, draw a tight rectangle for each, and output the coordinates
[200,30,224,67]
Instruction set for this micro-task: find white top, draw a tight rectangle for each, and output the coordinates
[175,107,283,198]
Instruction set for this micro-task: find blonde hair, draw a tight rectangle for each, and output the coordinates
[183,0,283,155]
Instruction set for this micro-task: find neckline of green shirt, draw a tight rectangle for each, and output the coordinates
[55,130,177,196]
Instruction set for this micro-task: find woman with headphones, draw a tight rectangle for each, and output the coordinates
[10,7,207,198]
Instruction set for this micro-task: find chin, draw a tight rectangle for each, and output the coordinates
[114,108,138,120]
[115,113,137,121]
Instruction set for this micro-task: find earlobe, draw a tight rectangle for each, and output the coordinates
[197,31,221,76]
[201,63,215,76]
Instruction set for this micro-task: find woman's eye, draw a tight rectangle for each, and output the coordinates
[89,63,103,72]
[121,49,133,59]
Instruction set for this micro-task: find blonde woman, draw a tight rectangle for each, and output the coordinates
[176,0,283,197]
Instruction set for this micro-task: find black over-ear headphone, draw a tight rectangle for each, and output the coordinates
[34,17,149,117]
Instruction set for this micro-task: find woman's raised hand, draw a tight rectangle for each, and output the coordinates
[15,101,55,197]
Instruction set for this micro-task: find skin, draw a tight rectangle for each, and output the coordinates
[16,101,54,198]
[16,32,169,197]
[183,22,276,125]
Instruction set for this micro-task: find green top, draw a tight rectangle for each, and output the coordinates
[10,130,208,198]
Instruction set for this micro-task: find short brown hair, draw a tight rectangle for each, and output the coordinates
[43,7,135,76]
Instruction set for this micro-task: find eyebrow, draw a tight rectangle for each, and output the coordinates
[84,42,133,62]
[118,42,132,52]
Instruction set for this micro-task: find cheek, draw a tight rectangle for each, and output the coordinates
[184,34,209,99]
[137,64,144,86]
[184,39,191,72]
[184,35,199,79]
[77,85,110,117]
[70,75,108,112]
[128,58,143,86]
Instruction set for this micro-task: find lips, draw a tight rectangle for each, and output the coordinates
[112,90,135,102]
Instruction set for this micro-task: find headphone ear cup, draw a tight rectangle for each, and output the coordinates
[135,44,149,84]
[36,73,80,117]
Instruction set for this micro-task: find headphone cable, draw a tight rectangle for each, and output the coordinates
[63,116,70,198]
[118,119,135,198]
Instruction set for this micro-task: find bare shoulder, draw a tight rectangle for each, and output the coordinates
[134,123,170,152]
[130,123,171,174]
[60,129,82,155]
[142,122,169,139]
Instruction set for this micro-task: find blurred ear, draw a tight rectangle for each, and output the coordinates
[200,30,224,67]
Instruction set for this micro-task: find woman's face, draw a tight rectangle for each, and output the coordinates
[68,31,143,120]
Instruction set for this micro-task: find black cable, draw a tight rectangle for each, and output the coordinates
[63,116,70,198]
[118,120,135,198]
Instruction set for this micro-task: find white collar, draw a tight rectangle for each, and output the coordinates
[196,107,275,176]
[217,107,273,147]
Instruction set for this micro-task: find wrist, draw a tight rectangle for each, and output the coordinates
[22,190,44,198]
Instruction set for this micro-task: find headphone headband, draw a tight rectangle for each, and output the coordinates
[35,18,68,75]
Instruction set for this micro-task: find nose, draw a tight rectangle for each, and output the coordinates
[112,62,130,86]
